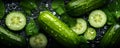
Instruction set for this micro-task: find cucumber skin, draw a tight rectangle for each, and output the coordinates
[100,24,120,48]
[0,26,26,46]
[0,0,5,19]
[66,0,108,16]
[38,11,80,47]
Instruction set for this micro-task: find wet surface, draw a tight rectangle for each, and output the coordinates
[0,0,110,48]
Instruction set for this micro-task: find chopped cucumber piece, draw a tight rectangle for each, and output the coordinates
[29,33,48,48]
[88,10,107,28]
[71,18,87,35]
[5,11,26,31]
[84,27,96,40]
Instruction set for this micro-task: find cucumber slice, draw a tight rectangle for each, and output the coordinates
[5,11,26,31]
[84,27,96,40]
[88,10,107,28]
[71,18,87,35]
[29,33,48,48]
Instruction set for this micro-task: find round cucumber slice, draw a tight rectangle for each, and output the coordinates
[29,33,48,48]
[5,11,26,31]
[88,10,107,28]
[84,27,96,40]
[71,18,87,35]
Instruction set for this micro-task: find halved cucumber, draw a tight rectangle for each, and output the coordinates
[5,11,26,31]
[84,27,96,40]
[71,18,87,35]
[29,33,48,48]
[88,10,107,28]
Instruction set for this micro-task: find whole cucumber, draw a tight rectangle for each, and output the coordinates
[0,26,26,46]
[66,0,108,16]
[100,24,120,48]
[38,11,81,47]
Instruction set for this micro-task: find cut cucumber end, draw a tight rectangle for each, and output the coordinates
[84,27,96,40]
[71,18,87,35]
[88,10,107,28]
[29,33,48,48]
[5,11,26,31]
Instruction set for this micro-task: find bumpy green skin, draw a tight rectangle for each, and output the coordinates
[66,0,108,16]
[0,0,5,19]
[38,11,81,47]
[100,24,120,48]
[0,26,26,46]
[25,18,39,36]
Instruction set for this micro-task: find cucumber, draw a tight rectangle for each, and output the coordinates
[88,10,107,28]
[100,24,120,48]
[0,0,5,19]
[38,11,81,47]
[25,18,39,36]
[29,33,48,48]
[71,18,87,35]
[84,27,96,40]
[66,0,108,16]
[0,26,26,46]
[5,11,26,31]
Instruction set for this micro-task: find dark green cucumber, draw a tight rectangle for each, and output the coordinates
[66,0,108,16]
[100,24,120,48]
[0,0,5,19]
[0,26,26,46]
[38,11,81,47]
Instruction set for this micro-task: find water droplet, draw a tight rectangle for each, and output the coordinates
[65,35,67,38]
[45,27,47,29]
[45,4,48,7]
[59,29,62,31]
[61,34,64,36]
[57,16,60,19]
[1,37,3,39]
[51,31,54,33]
[52,12,56,15]
[74,41,76,44]
[55,35,58,37]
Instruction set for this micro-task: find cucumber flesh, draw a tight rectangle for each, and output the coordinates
[29,33,48,48]
[88,10,107,28]
[71,18,87,35]
[5,11,26,31]
[84,27,96,40]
